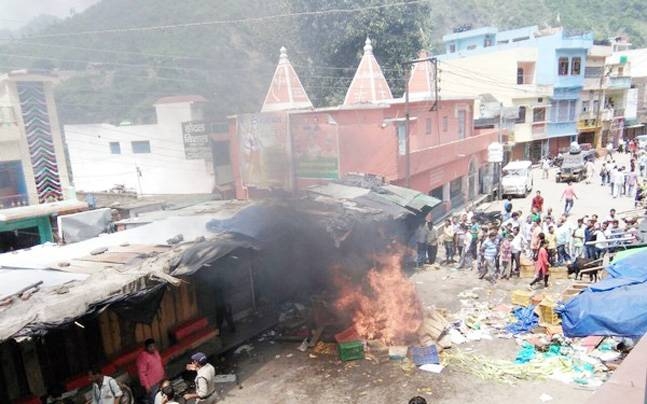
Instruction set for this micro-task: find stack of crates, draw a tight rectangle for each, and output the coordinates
[537,298,560,325]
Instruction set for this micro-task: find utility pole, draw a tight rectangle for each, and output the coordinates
[135,166,143,196]
[404,66,411,188]
[594,67,609,149]
[402,54,438,188]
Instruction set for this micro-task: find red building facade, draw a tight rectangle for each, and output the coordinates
[228,40,498,216]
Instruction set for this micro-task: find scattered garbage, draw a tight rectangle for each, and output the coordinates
[410,345,439,366]
[539,393,553,402]
[233,344,254,355]
[214,374,237,383]
[419,363,444,373]
[505,305,539,335]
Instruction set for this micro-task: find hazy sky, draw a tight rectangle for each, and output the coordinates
[0,0,98,30]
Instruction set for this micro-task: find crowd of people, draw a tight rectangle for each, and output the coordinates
[415,148,644,290]
[86,338,218,404]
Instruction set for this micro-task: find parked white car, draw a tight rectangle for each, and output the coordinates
[501,160,533,197]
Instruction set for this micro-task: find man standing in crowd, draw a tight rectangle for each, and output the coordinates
[479,231,499,282]
[426,221,439,265]
[414,221,429,267]
[442,218,455,264]
[137,338,166,403]
[531,190,544,214]
[510,226,523,277]
[555,219,572,265]
[88,367,123,404]
[585,159,595,184]
[502,196,513,221]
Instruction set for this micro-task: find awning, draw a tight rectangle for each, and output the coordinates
[379,184,442,211]
[0,199,88,222]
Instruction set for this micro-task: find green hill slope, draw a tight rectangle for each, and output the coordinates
[0,0,644,124]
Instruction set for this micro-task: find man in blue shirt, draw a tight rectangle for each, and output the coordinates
[479,232,499,281]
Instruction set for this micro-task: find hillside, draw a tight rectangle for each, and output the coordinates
[0,0,645,125]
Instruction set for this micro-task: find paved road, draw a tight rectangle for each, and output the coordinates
[490,152,637,222]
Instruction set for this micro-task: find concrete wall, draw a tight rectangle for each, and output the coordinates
[65,103,215,195]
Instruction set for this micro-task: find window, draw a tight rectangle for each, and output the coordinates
[558,57,569,76]
[571,57,581,75]
[517,67,524,85]
[450,177,463,198]
[516,106,527,123]
[442,116,448,132]
[466,44,477,50]
[131,140,151,154]
[484,38,493,47]
[109,142,121,154]
[568,100,577,121]
[430,185,443,200]
[449,43,456,53]
[553,100,577,122]
[581,100,590,112]
[533,108,546,122]
[425,118,432,135]
[457,110,466,139]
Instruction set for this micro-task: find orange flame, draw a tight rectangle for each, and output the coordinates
[333,253,422,345]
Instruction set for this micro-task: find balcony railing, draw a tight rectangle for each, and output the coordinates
[614,108,625,118]
[0,193,29,209]
[607,76,632,89]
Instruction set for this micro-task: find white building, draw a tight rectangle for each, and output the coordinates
[65,96,231,195]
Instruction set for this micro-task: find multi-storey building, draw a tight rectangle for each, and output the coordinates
[437,25,592,161]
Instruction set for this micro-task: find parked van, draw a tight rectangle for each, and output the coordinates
[501,160,533,198]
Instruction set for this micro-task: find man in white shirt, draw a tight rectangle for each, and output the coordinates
[88,368,122,404]
[510,227,524,277]
[184,352,218,403]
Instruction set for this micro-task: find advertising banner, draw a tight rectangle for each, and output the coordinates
[237,112,289,188]
[291,113,339,179]
[182,121,212,160]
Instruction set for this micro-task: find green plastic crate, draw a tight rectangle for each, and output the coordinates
[338,340,364,361]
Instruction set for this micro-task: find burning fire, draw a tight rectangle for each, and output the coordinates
[333,253,422,344]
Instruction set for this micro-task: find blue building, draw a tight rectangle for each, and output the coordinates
[438,26,593,161]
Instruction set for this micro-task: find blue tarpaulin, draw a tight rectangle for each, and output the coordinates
[505,305,539,334]
[606,251,647,281]
[557,276,647,337]
[557,247,647,337]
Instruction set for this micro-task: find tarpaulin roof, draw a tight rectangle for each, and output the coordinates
[0,268,88,300]
[308,182,441,218]
[606,250,647,281]
[0,186,429,341]
[0,202,254,341]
